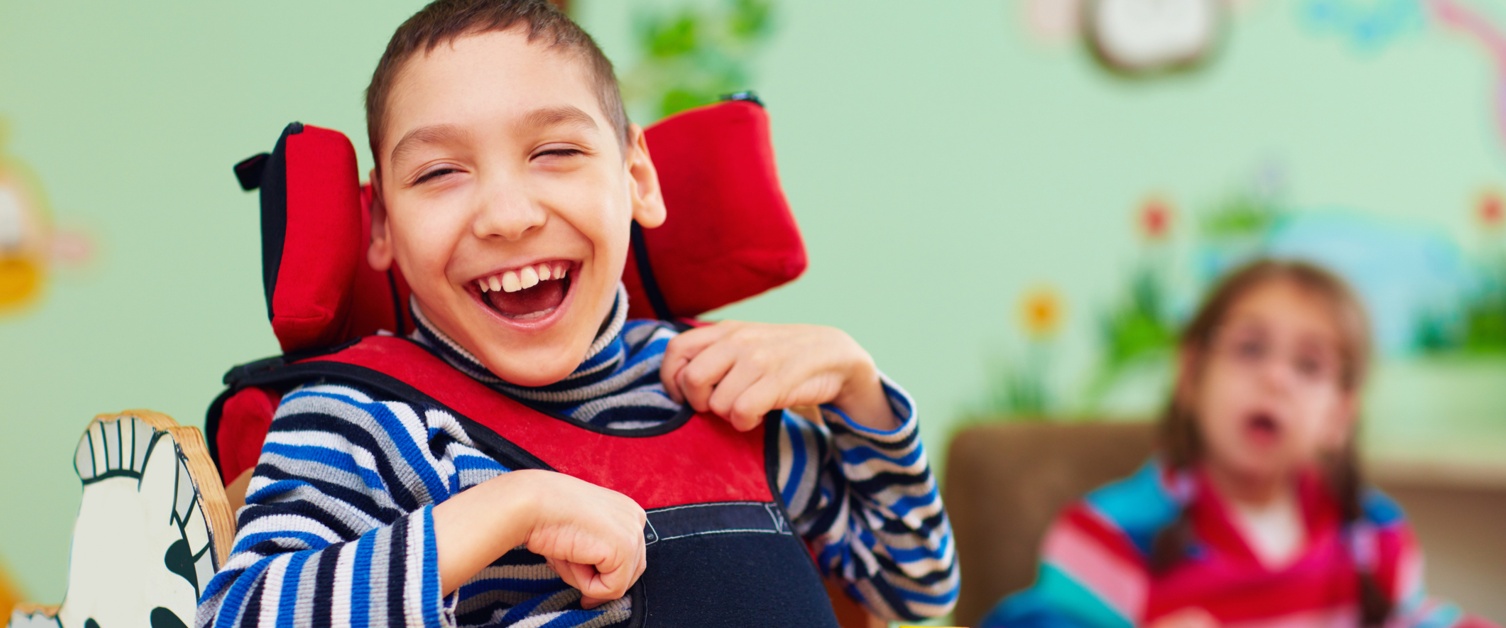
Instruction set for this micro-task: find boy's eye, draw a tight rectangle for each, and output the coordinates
[534,147,583,160]
[414,167,459,185]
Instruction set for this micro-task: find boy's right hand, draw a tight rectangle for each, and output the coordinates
[512,470,649,608]
[433,469,647,607]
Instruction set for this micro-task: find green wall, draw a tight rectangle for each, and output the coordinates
[3,0,1505,604]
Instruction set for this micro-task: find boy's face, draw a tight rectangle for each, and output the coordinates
[369,29,664,386]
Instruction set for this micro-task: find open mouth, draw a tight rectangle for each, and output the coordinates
[473,260,575,322]
[1244,411,1281,445]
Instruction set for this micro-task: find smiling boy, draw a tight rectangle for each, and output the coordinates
[197,1,957,626]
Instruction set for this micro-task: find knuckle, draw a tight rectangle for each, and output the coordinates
[733,398,764,422]
[710,402,730,419]
[684,365,715,388]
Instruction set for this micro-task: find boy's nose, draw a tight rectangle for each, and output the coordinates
[472,179,547,241]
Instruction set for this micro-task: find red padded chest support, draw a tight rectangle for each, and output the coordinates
[306,336,775,510]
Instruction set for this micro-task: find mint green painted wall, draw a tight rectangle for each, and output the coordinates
[2,0,1504,603]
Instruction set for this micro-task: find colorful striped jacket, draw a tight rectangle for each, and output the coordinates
[984,461,1490,628]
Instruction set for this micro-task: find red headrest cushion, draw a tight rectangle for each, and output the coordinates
[239,99,805,353]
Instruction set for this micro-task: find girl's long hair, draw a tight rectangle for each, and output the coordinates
[1148,259,1390,626]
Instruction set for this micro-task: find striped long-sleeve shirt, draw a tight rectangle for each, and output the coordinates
[197,288,958,627]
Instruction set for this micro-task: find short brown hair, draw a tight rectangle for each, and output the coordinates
[364,0,629,167]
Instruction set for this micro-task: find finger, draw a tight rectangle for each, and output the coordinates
[675,341,740,413]
[706,360,764,422]
[546,557,590,601]
[580,595,609,610]
[571,561,619,600]
[660,323,736,402]
[588,556,634,602]
[725,373,782,432]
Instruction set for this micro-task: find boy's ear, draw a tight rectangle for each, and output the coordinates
[625,124,666,229]
[367,168,394,272]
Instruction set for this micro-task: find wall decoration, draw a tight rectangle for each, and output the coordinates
[0,121,93,317]
[983,286,1066,417]
[1086,0,1225,74]
[620,0,777,123]
[974,163,1505,421]
[8,412,234,628]
[1021,0,1258,76]
[1079,195,1182,410]
[1299,0,1506,163]
[1302,0,1427,51]
[1411,187,1506,355]
[0,563,20,627]
[1431,0,1506,157]
[1022,0,1083,44]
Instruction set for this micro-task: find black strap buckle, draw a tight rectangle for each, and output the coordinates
[222,354,286,386]
[233,152,269,191]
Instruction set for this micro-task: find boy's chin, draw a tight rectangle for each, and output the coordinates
[476,347,585,387]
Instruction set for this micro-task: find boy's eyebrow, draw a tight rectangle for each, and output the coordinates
[519,105,599,134]
[389,123,468,168]
[388,107,598,167]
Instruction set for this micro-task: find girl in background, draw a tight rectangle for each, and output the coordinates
[983,260,1492,628]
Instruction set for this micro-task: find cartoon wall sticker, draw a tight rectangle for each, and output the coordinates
[0,120,93,316]
[1086,0,1225,74]
[0,562,21,626]
[8,412,234,628]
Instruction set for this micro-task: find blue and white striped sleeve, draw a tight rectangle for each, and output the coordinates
[195,384,462,628]
[776,376,960,621]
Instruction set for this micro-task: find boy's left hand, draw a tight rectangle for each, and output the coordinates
[661,321,900,432]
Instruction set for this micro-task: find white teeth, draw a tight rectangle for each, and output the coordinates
[502,270,522,293]
[479,263,568,296]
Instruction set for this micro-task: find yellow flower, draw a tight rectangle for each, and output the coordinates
[1020,286,1064,338]
[0,255,41,312]
[0,166,49,314]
